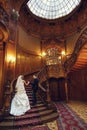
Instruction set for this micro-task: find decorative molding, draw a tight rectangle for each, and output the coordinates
[10,9,19,22]
[0,29,4,42]
[0,5,9,26]
[19,1,87,38]
[18,44,41,56]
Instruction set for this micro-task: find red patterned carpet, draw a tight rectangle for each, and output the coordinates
[55,102,87,130]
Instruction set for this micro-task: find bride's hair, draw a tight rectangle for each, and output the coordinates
[21,75,24,80]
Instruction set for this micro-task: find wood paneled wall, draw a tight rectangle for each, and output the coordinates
[15,45,42,77]
[67,68,87,101]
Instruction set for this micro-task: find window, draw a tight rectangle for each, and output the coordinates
[27,0,81,20]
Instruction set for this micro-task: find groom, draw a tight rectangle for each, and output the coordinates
[31,75,39,105]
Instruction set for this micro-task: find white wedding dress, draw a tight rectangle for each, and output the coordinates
[10,75,30,116]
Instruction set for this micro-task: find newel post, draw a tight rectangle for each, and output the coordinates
[46,80,51,103]
[65,77,69,102]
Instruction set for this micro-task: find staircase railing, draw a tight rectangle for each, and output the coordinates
[37,66,57,111]
[64,28,87,73]
[37,66,49,105]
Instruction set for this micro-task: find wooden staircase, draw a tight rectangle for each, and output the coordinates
[71,43,87,71]
[0,84,59,129]
[64,28,87,73]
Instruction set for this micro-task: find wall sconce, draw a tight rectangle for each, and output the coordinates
[61,51,66,63]
[41,52,46,57]
[61,51,66,56]
[7,55,15,63]
[6,55,16,81]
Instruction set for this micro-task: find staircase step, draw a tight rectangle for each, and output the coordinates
[14,109,54,120]
[40,112,59,123]
[0,118,42,129]
[39,109,54,115]
[14,117,42,127]
[3,109,55,122]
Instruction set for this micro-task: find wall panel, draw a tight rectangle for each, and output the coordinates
[68,68,87,101]
[15,46,42,77]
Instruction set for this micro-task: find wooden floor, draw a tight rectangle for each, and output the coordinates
[67,100,87,123]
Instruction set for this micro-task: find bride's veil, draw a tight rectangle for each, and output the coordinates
[15,75,23,89]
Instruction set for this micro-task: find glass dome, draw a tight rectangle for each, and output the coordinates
[27,0,81,20]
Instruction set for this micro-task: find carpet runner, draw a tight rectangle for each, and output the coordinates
[55,102,87,130]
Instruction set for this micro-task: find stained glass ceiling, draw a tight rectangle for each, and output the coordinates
[27,0,81,20]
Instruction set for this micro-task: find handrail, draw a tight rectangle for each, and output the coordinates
[38,83,47,92]
[37,66,48,83]
[37,66,59,112]
[37,66,57,110]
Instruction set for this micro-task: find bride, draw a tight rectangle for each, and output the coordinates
[10,75,31,116]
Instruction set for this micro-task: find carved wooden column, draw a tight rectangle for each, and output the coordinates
[0,3,9,120]
[0,43,5,109]
[65,78,69,102]
[46,78,57,111]
[1,80,11,116]
[46,80,51,103]
[3,8,19,114]
[45,66,51,104]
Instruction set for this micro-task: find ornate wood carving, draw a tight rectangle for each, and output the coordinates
[0,5,9,26]
[19,1,87,38]
[0,29,4,42]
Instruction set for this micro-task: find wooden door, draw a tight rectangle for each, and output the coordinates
[49,77,66,101]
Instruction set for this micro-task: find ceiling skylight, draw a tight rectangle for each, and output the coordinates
[27,0,81,20]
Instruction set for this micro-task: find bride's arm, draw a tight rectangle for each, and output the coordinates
[23,80,30,86]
